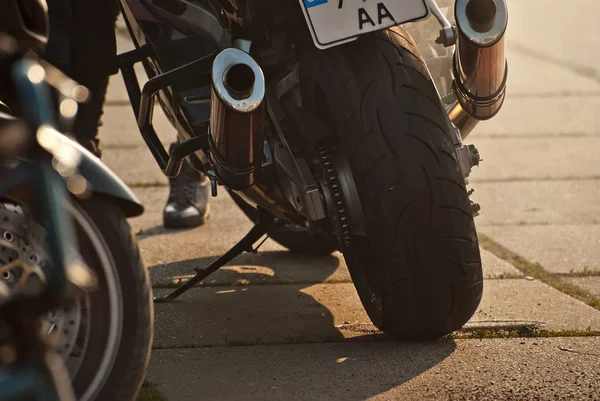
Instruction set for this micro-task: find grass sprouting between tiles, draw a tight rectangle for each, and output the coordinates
[478,233,600,311]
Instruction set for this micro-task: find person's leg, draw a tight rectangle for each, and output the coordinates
[69,0,119,157]
[45,0,72,75]
[53,0,209,228]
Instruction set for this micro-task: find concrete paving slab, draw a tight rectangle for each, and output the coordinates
[102,147,168,186]
[152,283,367,348]
[100,105,176,148]
[151,279,600,348]
[507,50,600,95]
[471,95,600,137]
[482,225,600,274]
[566,276,600,299]
[147,337,600,401]
[507,0,600,71]
[480,250,522,279]
[471,137,600,181]
[475,180,600,226]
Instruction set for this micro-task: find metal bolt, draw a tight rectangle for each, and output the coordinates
[467,144,481,167]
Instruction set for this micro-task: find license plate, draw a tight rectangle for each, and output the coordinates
[299,0,430,49]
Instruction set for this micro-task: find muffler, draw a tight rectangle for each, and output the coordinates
[449,0,508,138]
[209,48,265,189]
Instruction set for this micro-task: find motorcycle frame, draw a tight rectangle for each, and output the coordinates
[119,0,324,222]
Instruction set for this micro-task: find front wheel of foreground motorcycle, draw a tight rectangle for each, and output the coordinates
[68,197,153,401]
[0,195,152,400]
[299,28,483,340]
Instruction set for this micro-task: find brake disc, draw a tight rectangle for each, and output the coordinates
[0,204,82,359]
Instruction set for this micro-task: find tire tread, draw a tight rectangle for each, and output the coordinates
[300,27,483,339]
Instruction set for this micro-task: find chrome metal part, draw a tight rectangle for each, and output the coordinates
[0,205,81,359]
[42,301,82,360]
[448,103,479,138]
[455,143,481,180]
[425,0,456,47]
[0,207,46,291]
[449,0,508,137]
[455,145,482,216]
[209,48,266,189]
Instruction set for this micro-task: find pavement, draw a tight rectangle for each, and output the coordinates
[100,2,600,399]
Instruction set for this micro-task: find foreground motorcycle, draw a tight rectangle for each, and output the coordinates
[0,1,153,399]
[119,0,507,339]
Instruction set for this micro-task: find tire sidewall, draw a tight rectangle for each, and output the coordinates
[69,197,152,401]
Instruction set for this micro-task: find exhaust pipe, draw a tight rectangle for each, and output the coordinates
[450,0,508,138]
[209,48,265,189]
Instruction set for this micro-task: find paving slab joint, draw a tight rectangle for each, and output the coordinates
[479,233,600,311]
[138,381,167,401]
[450,327,600,340]
[558,267,600,278]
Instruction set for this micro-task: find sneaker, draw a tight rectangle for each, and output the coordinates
[163,151,210,229]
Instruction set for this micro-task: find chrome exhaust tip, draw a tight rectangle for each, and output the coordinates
[450,0,508,137]
[211,48,265,113]
[209,48,265,189]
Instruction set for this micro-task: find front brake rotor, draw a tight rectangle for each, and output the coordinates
[0,204,82,358]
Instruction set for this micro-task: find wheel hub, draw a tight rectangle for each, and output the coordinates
[0,204,82,359]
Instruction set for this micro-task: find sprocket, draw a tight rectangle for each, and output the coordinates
[316,145,352,250]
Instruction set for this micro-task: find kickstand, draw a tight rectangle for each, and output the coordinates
[154,209,275,303]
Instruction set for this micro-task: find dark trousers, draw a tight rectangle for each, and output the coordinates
[45,0,120,156]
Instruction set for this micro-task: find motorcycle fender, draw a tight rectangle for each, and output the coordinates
[76,143,145,218]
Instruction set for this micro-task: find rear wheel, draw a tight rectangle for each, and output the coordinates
[299,28,483,340]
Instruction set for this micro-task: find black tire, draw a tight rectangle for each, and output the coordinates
[228,190,337,257]
[69,197,153,401]
[299,28,483,340]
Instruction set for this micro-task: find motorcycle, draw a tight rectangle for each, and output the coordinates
[118,0,507,339]
[0,1,153,399]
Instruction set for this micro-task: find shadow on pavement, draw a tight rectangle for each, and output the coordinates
[136,224,190,240]
[150,250,350,348]
[149,339,457,400]
[148,250,343,287]
[149,249,456,400]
